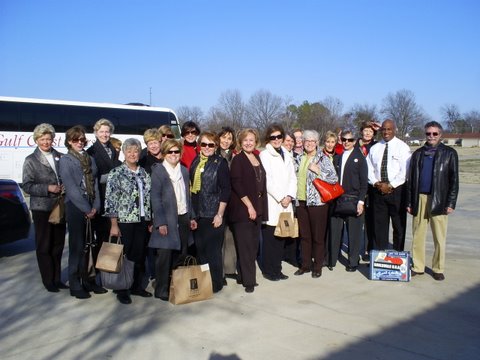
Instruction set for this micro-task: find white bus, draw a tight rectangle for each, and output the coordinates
[0,96,181,184]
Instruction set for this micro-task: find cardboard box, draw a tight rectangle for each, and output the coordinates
[369,250,410,282]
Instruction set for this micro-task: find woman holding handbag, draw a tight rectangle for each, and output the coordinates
[149,139,197,301]
[293,130,338,278]
[104,138,152,304]
[59,125,104,299]
[329,130,368,272]
[22,123,67,293]
[259,124,297,281]
[190,131,231,293]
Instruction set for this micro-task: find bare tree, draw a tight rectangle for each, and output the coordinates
[441,104,463,132]
[347,103,379,131]
[464,110,480,133]
[201,89,247,132]
[381,89,425,139]
[176,106,204,126]
[245,89,284,133]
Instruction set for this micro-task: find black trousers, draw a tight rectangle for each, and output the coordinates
[65,202,89,291]
[194,217,225,292]
[372,184,407,251]
[32,210,66,287]
[261,225,285,277]
[90,215,110,263]
[329,214,364,267]
[118,220,149,292]
[232,219,261,288]
[154,214,190,298]
[364,185,376,254]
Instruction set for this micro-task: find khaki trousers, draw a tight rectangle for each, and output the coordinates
[411,194,448,273]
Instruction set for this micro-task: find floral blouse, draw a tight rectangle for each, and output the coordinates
[104,163,151,223]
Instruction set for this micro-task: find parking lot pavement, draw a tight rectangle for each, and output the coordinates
[1,184,479,360]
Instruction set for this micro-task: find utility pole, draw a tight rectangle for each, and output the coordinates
[149,87,152,106]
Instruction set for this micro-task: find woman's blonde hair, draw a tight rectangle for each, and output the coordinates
[93,118,115,133]
[236,128,260,151]
[33,123,56,142]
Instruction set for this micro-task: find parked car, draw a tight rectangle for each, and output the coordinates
[0,179,31,244]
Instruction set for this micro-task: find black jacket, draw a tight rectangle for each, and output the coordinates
[406,143,459,216]
[190,154,231,218]
[333,147,368,200]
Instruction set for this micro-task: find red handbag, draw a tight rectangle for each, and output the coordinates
[312,178,344,202]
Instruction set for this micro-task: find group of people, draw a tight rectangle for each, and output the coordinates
[22,116,459,304]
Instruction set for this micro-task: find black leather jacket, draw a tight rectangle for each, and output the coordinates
[406,143,459,216]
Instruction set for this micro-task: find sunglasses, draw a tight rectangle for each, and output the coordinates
[425,132,439,136]
[162,134,175,139]
[269,134,284,141]
[200,142,215,148]
[341,137,355,143]
[184,130,198,136]
[166,149,181,154]
[72,137,87,143]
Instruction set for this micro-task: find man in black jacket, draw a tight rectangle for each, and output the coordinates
[406,121,459,281]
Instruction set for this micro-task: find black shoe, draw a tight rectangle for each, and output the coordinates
[294,269,310,276]
[117,293,132,304]
[70,289,91,299]
[346,265,358,272]
[55,282,69,289]
[245,286,254,293]
[327,266,334,271]
[225,273,237,280]
[154,292,169,301]
[223,277,228,286]
[263,273,280,281]
[411,270,425,277]
[131,289,153,297]
[44,284,60,293]
[311,271,322,278]
[278,273,289,280]
[85,283,108,294]
[432,272,445,281]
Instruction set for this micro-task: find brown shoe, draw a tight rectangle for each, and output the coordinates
[411,270,424,277]
[432,272,445,281]
[294,269,311,276]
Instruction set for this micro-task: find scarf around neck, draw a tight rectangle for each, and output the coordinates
[69,149,95,203]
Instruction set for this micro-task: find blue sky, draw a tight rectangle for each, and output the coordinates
[1,0,479,121]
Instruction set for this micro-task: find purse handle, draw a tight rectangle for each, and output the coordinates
[108,235,122,245]
[183,255,197,267]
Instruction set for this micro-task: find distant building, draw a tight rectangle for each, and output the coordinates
[442,133,480,147]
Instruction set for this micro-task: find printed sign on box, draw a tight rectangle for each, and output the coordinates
[370,250,410,282]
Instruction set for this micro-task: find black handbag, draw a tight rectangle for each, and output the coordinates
[334,194,358,216]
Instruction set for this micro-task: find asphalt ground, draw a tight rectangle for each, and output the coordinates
[1,183,479,360]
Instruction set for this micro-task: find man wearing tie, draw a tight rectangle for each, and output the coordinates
[367,119,411,251]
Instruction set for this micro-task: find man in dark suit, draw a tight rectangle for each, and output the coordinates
[329,130,368,272]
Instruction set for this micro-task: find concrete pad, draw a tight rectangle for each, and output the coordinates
[1,183,479,360]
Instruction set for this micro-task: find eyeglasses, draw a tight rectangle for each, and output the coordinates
[162,134,175,139]
[341,137,355,143]
[269,134,284,141]
[72,138,87,143]
[425,132,439,137]
[200,142,215,148]
[166,149,181,154]
[184,130,198,136]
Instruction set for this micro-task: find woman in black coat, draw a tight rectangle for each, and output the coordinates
[329,130,368,272]
[22,123,66,293]
[190,131,230,293]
